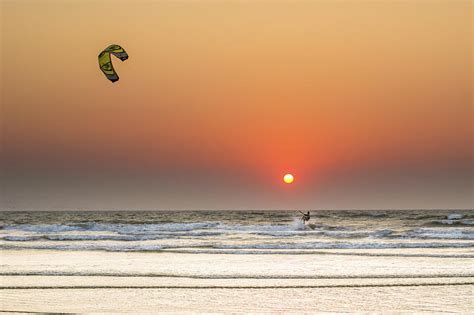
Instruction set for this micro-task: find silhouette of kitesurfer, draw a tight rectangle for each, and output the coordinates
[299,211,310,224]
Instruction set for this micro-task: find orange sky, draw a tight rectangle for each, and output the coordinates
[1,0,472,210]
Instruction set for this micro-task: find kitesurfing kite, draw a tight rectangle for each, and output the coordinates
[98,44,128,83]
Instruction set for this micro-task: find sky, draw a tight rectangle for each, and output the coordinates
[1,0,472,210]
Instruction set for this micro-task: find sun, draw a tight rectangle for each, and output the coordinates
[283,173,294,184]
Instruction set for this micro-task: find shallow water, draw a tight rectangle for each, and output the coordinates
[2,286,473,314]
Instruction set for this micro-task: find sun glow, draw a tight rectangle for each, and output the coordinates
[283,174,294,184]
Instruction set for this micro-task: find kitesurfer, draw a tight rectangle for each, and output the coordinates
[299,211,310,224]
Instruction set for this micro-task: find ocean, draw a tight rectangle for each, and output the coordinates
[1,210,473,313]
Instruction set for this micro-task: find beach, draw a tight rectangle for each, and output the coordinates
[1,210,473,313]
[3,0,472,312]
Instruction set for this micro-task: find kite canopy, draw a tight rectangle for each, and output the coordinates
[98,44,128,83]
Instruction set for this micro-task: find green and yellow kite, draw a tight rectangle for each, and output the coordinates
[98,44,128,83]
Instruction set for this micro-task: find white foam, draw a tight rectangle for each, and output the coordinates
[447,213,464,220]
[291,218,307,231]
[2,241,473,252]
[407,228,474,240]
[4,224,82,233]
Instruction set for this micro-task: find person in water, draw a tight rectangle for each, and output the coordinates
[299,211,310,224]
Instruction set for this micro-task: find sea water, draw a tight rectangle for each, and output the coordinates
[0,210,473,313]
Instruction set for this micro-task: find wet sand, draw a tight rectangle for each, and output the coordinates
[1,249,473,313]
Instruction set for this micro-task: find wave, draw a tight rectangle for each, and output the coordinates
[2,271,473,279]
[0,243,166,252]
[1,219,365,235]
[2,224,81,233]
[2,234,172,242]
[406,228,474,240]
[3,282,473,290]
[1,221,325,238]
[2,240,473,252]
[215,242,474,250]
[430,219,474,226]
[2,222,221,234]
[162,249,474,258]
[447,213,464,220]
[2,221,474,242]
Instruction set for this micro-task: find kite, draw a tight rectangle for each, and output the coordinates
[98,44,128,83]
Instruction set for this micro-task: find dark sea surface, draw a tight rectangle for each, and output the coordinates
[1,210,473,253]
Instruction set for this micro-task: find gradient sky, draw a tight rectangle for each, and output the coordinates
[1,0,472,210]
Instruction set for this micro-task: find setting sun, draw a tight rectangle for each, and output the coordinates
[283,174,294,184]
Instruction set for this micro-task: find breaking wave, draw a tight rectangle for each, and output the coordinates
[1,210,473,253]
[2,240,474,253]
[2,222,473,240]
